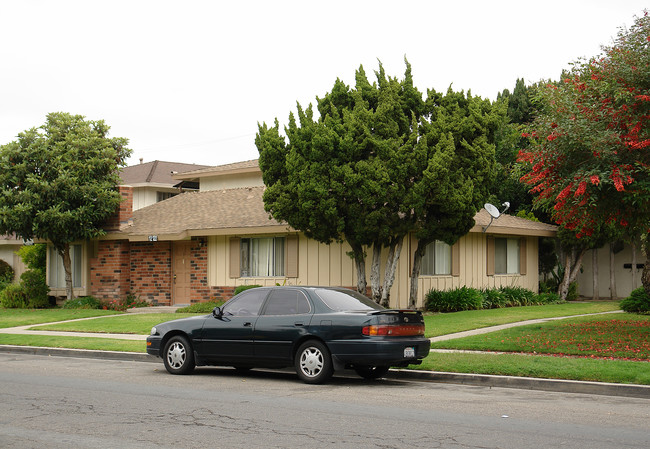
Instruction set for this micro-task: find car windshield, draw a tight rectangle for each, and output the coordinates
[315,288,384,312]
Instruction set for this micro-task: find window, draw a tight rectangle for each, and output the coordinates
[49,244,82,288]
[157,191,177,202]
[222,288,268,316]
[262,289,311,315]
[240,237,285,277]
[495,238,520,274]
[421,241,451,276]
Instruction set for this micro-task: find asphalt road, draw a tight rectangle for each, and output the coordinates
[0,353,648,449]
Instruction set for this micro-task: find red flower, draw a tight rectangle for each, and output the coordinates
[590,175,600,185]
[574,181,587,197]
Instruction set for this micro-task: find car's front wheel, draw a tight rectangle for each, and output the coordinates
[163,335,195,375]
[354,365,390,380]
[295,340,333,384]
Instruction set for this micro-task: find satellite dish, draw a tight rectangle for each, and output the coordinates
[484,203,500,219]
[483,202,509,232]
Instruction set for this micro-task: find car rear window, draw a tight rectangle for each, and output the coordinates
[315,288,384,312]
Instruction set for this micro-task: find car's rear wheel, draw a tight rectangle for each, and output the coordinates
[354,365,390,380]
[163,335,195,375]
[295,340,333,384]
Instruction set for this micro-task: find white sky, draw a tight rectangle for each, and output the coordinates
[1,0,647,167]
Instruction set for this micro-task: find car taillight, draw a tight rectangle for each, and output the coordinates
[362,324,425,337]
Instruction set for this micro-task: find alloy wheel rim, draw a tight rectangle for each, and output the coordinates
[299,347,323,377]
[167,342,186,369]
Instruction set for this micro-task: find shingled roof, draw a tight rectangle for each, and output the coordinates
[117,186,289,240]
[119,160,212,186]
[113,185,556,241]
[471,209,556,236]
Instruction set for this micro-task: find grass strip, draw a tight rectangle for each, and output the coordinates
[31,313,197,335]
[0,334,146,353]
[416,352,650,385]
[0,309,122,328]
[424,301,621,337]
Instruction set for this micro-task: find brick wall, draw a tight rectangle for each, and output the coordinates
[189,238,210,303]
[103,186,134,231]
[130,241,172,305]
[90,240,131,301]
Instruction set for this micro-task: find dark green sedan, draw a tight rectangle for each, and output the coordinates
[147,286,429,384]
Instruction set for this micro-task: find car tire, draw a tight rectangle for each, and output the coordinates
[163,335,195,375]
[354,365,390,380]
[295,340,333,384]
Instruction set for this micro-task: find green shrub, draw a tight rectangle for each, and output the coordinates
[176,300,225,313]
[16,244,46,270]
[0,259,14,283]
[234,285,261,296]
[20,269,50,308]
[535,292,562,304]
[63,296,102,309]
[499,286,537,307]
[0,283,27,308]
[481,288,507,309]
[425,286,484,313]
[620,287,650,314]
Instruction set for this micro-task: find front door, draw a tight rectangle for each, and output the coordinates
[172,241,192,305]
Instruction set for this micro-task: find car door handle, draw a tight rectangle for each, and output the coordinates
[244,322,252,327]
[294,322,304,327]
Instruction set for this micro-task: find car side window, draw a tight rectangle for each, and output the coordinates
[262,290,311,315]
[222,289,267,316]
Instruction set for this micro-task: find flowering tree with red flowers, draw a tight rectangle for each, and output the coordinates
[519,12,650,296]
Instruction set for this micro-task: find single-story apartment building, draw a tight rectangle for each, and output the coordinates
[46,160,558,309]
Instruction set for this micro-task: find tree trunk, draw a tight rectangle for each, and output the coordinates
[642,235,650,297]
[592,249,599,300]
[59,243,74,301]
[381,236,404,308]
[631,241,638,290]
[609,243,617,300]
[370,242,382,303]
[409,239,429,309]
[349,243,367,295]
[558,247,587,300]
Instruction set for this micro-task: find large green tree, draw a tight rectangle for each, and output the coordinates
[407,88,499,306]
[257,62,425,304]
[257,62,497,307]
[0,112,131,300]
[519,12,650,294]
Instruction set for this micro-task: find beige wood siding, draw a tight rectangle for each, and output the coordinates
[208,232,540,309]
[200,173,264,192]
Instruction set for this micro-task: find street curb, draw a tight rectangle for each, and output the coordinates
[387,369,650,399]
[0,345,156,363]
[1,345,649,399]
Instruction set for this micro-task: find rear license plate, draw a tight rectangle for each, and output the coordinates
[404,347,415,358]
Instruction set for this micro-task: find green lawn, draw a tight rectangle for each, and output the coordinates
[415,351,650,385]
[430,313,650,360]
[426,313,650,385]
[0,308,121,328]
[0,333,146,353]
[424,301,621,337]
[32,313,197,335]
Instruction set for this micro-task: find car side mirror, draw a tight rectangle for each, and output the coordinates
[212,306,223,318]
